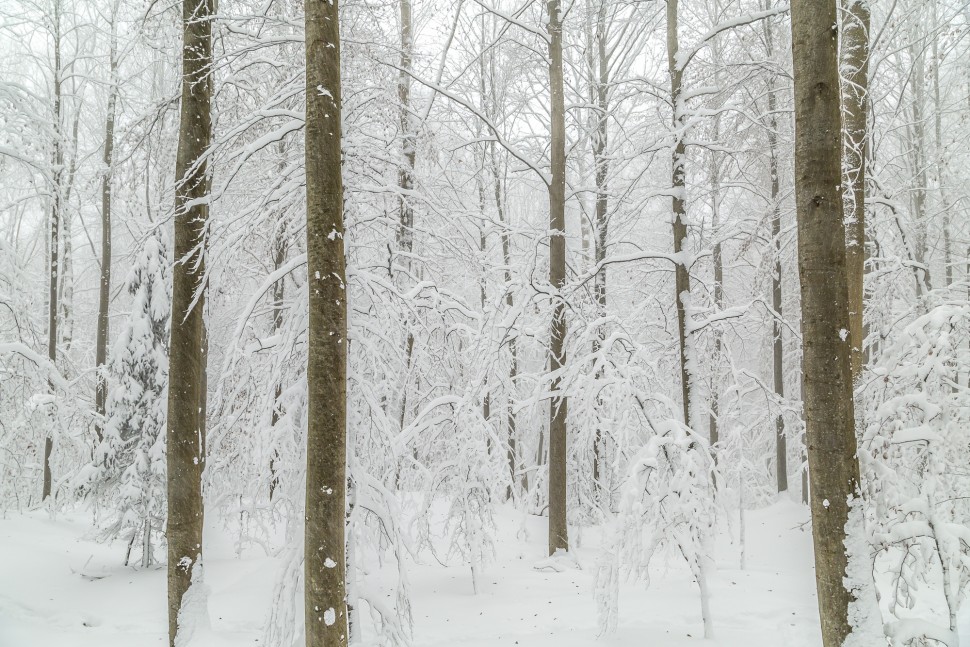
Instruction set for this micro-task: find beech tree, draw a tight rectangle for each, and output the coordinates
[95,0,120,442]
[789,0,863,644]
[166,0,213,641]
[304,0,348,640]
[546,0,569,556]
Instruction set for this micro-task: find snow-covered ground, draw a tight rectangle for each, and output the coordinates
[0,501,823,646]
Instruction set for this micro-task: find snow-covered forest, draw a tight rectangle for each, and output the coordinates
[1,0,969,644]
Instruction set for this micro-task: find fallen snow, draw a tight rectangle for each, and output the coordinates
[0,500,837,647]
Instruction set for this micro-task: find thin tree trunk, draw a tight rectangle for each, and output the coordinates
[764,12,788,492]
[43,2,64,502]
[769,140,787,494]
[95,7,119,443]
[397,0,415,255]
[58,106,80,355]
[166,0,212,640]
[304,0,348,639]
[590,0,609,508]
[395,0,418,485]
[476,34,492,452]
[930,0,953,287]
[546,0,569,556]
[709,121,722,470]
[789,1,863,644]
[908,39,931,296]
[666,0,694,428]
[268,213,287,501]
[490,140,521,498]
[841,0,870,378]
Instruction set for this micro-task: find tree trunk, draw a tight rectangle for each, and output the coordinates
[590,0,609,508]
[546,0,569,556]
[478,161,492,447]
[930,0,953,287]
[269,210,288,501]
[490,139,521,498]
[397,0,415,256]
[95,8,119,443]
[709,120,722,470]
[304,0,348,639]
[764,11,788,492]
[769,133,787,494]
[789,1,863,644]
[43,2,66,503]
[666,0,694,428]
[57,105,80,356]
[908,39,931,296]
[394,0,418,486]
[166,0,212,641]
[840,0,869,378]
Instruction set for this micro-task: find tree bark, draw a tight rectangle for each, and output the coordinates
[394,0,418,485]
[304,0,348,640]
[666,0,694,428]
[166,0,212,641]
[789,1,863,644]
[490,139,521,498]
[769,129,787,494]
[764,11,787,492]
[57,103,80,356]
[95,6,119,443]
[397,0,415,256]
[709,120,722,470]
[590,0,609,508]
[43,0,65,502]
[840,0,869,378]
[929,0,953,287]
[908,38,931,297]
[546,0,569,555]
[269,210,288,501]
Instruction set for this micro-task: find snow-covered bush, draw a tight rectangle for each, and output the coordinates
[859,291,970,645]
[80,230,171,566]
[596,412,716,638]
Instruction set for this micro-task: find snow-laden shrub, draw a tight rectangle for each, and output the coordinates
[859,292,970,646]
[78,230,171,566]
[596,413,716,638]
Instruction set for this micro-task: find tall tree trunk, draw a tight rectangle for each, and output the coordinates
[841,0,870,378]
[789,1,863,644]
[395,0,418,485]
[304,0,348,639]
[666,0,694,428]
[397,0,415,254]
[166,0,212,641]
[930,0,953,287]
[590,0,609,508]
[490,139,521,498]
[709,120,722,470]
[476,25,492,453]
[546,0,569,555]
[43,2,64,502]
[706,23,725,471]
[764,10,788,493]
[768,120,787,494]
[95,6,119,443]
[908,39,931,296]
